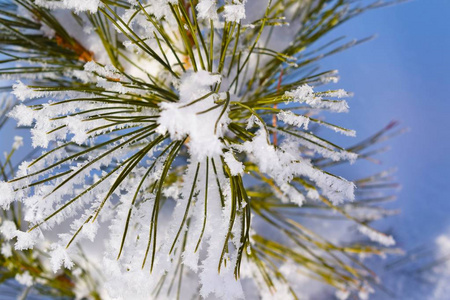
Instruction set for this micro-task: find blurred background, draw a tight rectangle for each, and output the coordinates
[321,0,450,298]
[323,0,450,250]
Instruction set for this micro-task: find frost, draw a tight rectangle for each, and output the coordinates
[84,61,121,80]
[12,136,24,150]
[157,71,229,160]
[307,188,320,200]
[358,225,395,246]
[430,233,450,299]
[224,1,247,23]
[280,183,305,206]
[50,244,75,273]
[278,110,310,129]
[1,242,13,258]
[284,84,350,113]
[65,116,89,145]
[0,181,15,210]
[34,0,101,13]
[320,89,351,98]
[197,0,219,20]
[246,114,257,129]
[285,84,315,103]
[15,271,34,287]
[358,283,374,300]
[240,129,355,204]
[12,81,36,101]
[80,221,99,242]
[224,151,244,176]
[284,130,358,162]
[318,121,356,137]
[0,220,17,240]
[15,230,41,250]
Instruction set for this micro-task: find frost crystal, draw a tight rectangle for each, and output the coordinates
[224,151,244,176]
[157,71,228,160]
[1,242,13,258]
[0,220,17,240]
[0,182,15,210]
[278,110,310,129]
[197,0,219,20]
[224,1,247,23]
[15,271,34,287]
[285,84,350,113]
[9,105,34,126]
[358,225,396,246]
[34,0,101,13]
[50,244,75,273]
[12,136,24,150]
[12,81,35,101]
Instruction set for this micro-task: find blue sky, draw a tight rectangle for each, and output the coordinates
[321,0,450,248]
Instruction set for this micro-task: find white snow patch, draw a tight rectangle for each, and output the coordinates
[0,220,17,240]
[197,0,219,20]
[0,182,15,210]
[284,84,350,113]
[157,70,229,160]
[278,110,309,129]
[224,151,244,176]
[34,0,101,13]
[358,225,395,246]
[15,271,34,287]
[224,1,247,23]
[49,243,74,272]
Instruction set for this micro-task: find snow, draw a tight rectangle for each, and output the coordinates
[157,70,229,160]
[282,130,358,162]
[1,242,12,258]
[0,220,17,240]
[224,151,244,176]
[14,230,41,251]
[34,0,101,13]
[239,129,355,204]
[84,61,121,80]
[15,271,33,287]
[284,84,350,113]
[12,136,24,150]
[358,225,396,246]
[224,1,247,23]
[0,181,15,210]
[197,0,219,21]
[318,121,356,137]
[49,244,75,273]
[11,81,36,101]
[278,110,310,129]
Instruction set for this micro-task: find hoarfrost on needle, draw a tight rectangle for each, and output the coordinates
[157,70,229,160]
